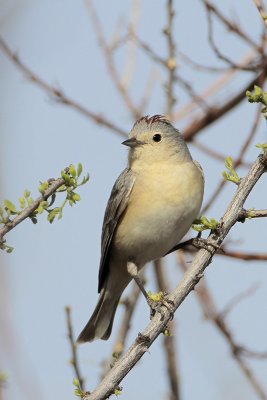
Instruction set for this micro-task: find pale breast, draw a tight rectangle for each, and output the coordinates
[113,161,204,265]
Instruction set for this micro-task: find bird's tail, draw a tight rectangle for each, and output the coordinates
[77,288,120,343]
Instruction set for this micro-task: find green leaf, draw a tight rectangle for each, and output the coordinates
[39,181,49,194]
[192,215,219,232]
[256,143,267,153]
[77,163,83,177]
[24,189,31,198]
[19,197,26,209]
[72,193,81,202]
[69,164,77,178]
[4,200,17,214]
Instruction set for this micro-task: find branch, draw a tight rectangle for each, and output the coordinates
[83,152,267,400]
[202,107,261,213]
[178,251,267,400]
[182,71,267,141]
[253,0,267,28]
[0,178,64,243]
[100,282,141,379]
[86,0,141,119]
[153,259,180,400]
[65,306,85,391]
[165,0,176,119]
[0,37,127,139]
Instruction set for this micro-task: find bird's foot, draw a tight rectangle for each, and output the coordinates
[191,237,221,255]
[147,291,175,321]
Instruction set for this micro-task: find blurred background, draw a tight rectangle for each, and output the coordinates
[0,1,267,399]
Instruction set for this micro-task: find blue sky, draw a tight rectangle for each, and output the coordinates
[0,1,267,399]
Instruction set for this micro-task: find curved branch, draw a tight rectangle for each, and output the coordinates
[0,37,127,139]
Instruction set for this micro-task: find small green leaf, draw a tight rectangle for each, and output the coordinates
[192,215,219,232]
[39,181,49,194]
[19,197,26,209]
[114,386,123,396]
[77,163,83,177]
[24,189,31,198]
[72,193,81,202]
[148,291,164,302]
[256,143,267,153]
[163,328,171,336]
[69,164,77,178]
[4,200,17,214]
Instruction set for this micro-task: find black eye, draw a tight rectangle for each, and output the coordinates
[153,134,162,142]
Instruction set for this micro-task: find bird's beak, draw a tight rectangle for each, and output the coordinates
[122,137,144,148]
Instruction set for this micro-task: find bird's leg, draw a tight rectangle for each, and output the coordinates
[127,262,149,300]
[127,262,174,320]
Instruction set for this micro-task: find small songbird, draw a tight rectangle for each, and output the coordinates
[77,115,204,343]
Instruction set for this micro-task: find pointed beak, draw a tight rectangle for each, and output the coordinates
[122,137,144,148]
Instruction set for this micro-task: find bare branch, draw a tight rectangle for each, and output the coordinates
[154,259,180,400]
[182,70,267,141]
[83,153,267,400]
[0,36,127,139]
[239,208,267,219]
[253,0,267,28]
[204,1,259,71]
[85,0,141,119]
[193,140,251,167]
[178,251,267,400]
[174,52,257,122]
[65,306,85,391]
[100,282,141,379]
[164,0,176,119]
[219,283,260,319]
[202,107,262,213]
[205,0,259,49]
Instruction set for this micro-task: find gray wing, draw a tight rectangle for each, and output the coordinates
[98,168,136,292]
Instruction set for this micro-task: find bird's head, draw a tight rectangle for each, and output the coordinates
[122,115,192,166]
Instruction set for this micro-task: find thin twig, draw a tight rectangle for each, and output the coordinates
[205,0,259,49]
[204,1,259,71]
[218,248,267,261]
[253,0,267,28]
[165,0,176,119]
[219,283,260,319]
[121,0,141,90]
[86,0,141,119]
[193,140,251,167]
[239,208,267,219]
[202,107,262,213]
[83,152,267,400]
[132,33,209,113]
[178,251,267,400]
[174,52,257,122]
[182,70,267,141]
[100,282,141,379]
[154,259,180,400]
[65,306,85,391]
[0,36,127,139]
[0,178,65,243]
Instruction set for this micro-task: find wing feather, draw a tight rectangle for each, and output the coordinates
[98,168,135,292]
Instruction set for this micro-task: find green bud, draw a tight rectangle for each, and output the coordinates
[69,164,76,178]
[39,181,49,195]
[77,163,83,177]
[24,189,31,198]
[19,197,26,209]
[4,200,17,214]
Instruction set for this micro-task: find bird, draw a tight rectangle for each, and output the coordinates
[77,115,204,343]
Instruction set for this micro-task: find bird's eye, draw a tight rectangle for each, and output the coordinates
[153,134,162,142]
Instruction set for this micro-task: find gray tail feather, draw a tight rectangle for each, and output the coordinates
[77,289,120,343]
